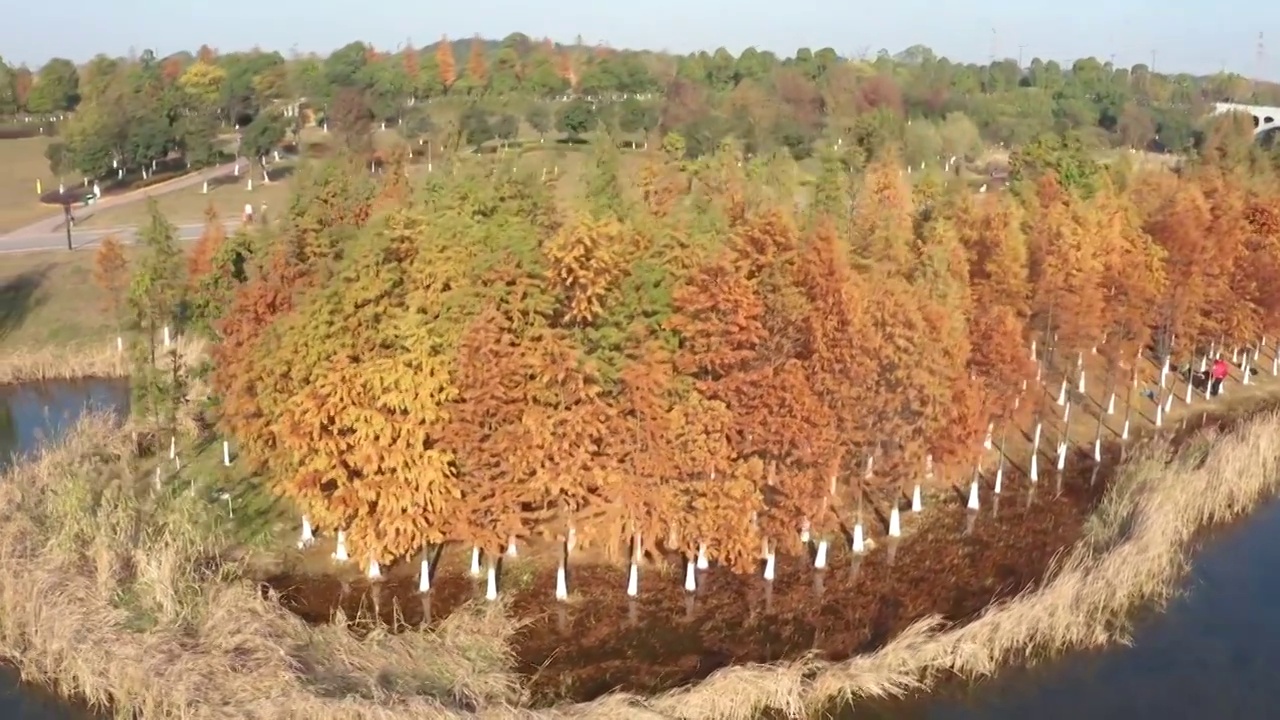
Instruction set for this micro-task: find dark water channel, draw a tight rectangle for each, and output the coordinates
[0,379,126,718]
[855,497,1280,720]
[0,379,129,471]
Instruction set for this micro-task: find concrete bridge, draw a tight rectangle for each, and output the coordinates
[1213,102,1280,135]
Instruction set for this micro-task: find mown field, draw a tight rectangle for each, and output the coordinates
[0,137,58,233]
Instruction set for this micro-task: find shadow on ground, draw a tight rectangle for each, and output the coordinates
[0,267,50,343]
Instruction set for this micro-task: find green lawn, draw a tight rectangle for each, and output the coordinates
[174,435,291,551]
[0,137,61,233]
[80,162,298,228]
[0,248,124,350]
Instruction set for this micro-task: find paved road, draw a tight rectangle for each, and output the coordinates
[0,221,245,254]
[0,160,242,253]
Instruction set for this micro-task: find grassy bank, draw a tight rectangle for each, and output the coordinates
[0,413,522,718]
[0,137,56,233]
[0,396,1277,718]
[0,250,123,352]
[0,335,203,386]
[0,244,208,385]
[76,163,298,229]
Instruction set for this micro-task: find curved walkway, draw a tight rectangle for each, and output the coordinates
[0,161,241,253]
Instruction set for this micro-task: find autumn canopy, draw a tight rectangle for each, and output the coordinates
[205,146,1280,570]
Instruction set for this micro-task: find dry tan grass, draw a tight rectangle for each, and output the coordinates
[0,335,203,385]
[0,412,525,719]
[0,398,1277,718]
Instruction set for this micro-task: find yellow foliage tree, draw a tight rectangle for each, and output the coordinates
[261,211,462,564]
[543,213,626,327]
[849,153,915,276]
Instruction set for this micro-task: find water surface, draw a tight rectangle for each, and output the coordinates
[0,379,129,470]
[856,497,1280,720]
[0,665,99,719]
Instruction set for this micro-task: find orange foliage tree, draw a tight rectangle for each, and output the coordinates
[187,203,225,283]
[1088,180,1167,396]
[213,163,375,479]
[265,211,461,564]
[668,209,827,557]
[1142,177,1215,359]
[465,35,488,89]
[436,36,457,90]
[792,218,872,531]
[209,140,1280,577]
[956,194,1035,422]
[445,294,541,556]
[1243,199,1280,341]
[1198,169,1257,350]
[92,234,129,330]
[402,42,420,94]
[1028,174,1106,365]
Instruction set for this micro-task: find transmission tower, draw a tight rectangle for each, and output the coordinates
[1258,32,1266,81]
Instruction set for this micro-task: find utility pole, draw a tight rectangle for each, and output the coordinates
[62,204,72,251]
[1018,45,1026,68]
[1151,49,1157,72]
[984,27,998,94]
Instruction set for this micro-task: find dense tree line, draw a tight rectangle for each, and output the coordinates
[83,135,1280,573]
[10,37,1280,182]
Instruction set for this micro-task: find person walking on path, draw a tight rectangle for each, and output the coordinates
[1211,358,1229,397]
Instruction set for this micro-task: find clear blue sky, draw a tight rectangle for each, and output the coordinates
[1,0,1274,78]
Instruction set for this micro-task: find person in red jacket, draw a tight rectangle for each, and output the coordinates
[1210,358,1229,397]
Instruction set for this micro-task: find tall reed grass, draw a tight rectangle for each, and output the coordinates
[0,336,204,385]
[0,412,521,719]
[1,408,1278,719]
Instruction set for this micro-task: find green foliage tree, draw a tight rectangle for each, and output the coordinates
[492,113,519,148]
[0,57,16,115]
[618,97,659,145]
[525,103,551,142]
[61,103,122,178]
[1010,132,1102,198]
[460,104,492,149]
[26,58,80,113]
[241,111,287,182]
[44,142,72,180]
[128,201,185,424]
[556,99,596,139]
[176,113,220,168]
[43,38,1279,171]
[401,107,434,146]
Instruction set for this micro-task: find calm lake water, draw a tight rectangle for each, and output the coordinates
[855,497,1280,720]
[0,379,125,719]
